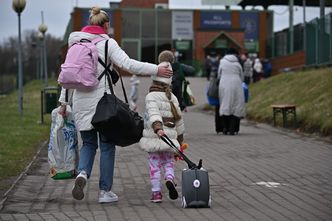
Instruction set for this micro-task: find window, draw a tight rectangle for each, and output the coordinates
[141,11,156,38]
[121,9,174,64]
[122,11,140,38]
[157,11,171,38]
[122,41,139,60]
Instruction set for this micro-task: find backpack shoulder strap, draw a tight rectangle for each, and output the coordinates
[91,37,106,45]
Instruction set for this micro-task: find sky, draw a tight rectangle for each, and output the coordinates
[0,0,329,44]
[0,0,113,43]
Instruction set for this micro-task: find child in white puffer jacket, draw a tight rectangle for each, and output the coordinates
[139,50,185,203]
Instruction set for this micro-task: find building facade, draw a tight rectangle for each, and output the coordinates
[64,0,273,75]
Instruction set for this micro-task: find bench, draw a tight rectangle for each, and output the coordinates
[271,104,297,128]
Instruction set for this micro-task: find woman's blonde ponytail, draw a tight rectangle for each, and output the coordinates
[89,6,109,26]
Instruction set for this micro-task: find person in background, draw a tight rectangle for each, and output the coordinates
[129,75,140,111]
[214,53,221,76]
[253,57,263,83]
[206,52,222,133]
[171,48,182,62]
[243,54,253,85]
[139,50,185,203]
[207,51,220,80]
[58,6,172,204]
[217,48,245,135]
[262,58,272,79]
[204,55,212,80]
[171,54,195,111]
[239,53,246,69]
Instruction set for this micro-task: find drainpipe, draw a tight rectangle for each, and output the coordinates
[319,0,325,64]
[303,0,306,58]
[289,0,294,54]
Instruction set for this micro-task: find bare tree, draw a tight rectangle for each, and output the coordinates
[0,30,63,94]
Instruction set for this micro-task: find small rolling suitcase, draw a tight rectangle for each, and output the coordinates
[161,135,211,208]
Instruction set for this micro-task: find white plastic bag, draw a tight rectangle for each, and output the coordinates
[48,105,78,179]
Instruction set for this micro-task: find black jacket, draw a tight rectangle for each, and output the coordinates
[171,62,195,111]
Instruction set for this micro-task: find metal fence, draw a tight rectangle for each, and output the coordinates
[269,12,332,66]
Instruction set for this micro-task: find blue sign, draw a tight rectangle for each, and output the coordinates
[240,12,259,40]
[200,11,232,29]
[81,9,114,28]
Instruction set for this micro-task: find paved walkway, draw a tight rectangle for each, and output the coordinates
[1,77,332,221]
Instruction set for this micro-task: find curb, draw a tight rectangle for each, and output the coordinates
[0,140,48,211]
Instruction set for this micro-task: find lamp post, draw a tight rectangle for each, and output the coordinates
[12,0,26,116]
[37,32,44,80]
[39,22,48,87]
[13,0,26,116]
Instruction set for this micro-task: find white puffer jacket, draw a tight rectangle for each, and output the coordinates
[59,31,158,131]
[139,91,185,153]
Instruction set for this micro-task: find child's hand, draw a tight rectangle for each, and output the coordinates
[181,143,188,151]
[156,129,165,137]
[175,143,189,161]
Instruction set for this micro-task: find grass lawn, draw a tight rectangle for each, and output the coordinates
[0,80,56,193]
[202,67,332,137]
[246,67,332,136]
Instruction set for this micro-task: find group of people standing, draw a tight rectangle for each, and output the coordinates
[240,54,272,84]
[205,49,271,135]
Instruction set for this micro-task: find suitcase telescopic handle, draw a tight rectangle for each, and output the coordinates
[160,135,198,169]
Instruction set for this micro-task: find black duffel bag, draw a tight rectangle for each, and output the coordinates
[91,48,143,146]
[91,92,143,147]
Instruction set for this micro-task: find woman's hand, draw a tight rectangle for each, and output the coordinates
[58,104,67,117]
[157,64,173,78]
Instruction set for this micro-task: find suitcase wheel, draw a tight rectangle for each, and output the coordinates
[182,196,187,208]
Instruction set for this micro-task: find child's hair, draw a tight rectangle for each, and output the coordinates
[158,50,175,64]
[89,6,110,27]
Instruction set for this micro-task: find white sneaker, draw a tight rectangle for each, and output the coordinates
[98,190,119,203]
[72,171,87,200]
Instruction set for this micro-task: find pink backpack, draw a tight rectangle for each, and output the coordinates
[58,38,105,90]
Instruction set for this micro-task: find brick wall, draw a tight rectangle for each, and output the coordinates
[271,51,306,75]
[113,10,122,44]
[195,31,245,61]
[229,32,245,49]
[258,11,268,59]
[195,31,219,60]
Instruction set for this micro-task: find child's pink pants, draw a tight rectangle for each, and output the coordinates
[148,151,175,192]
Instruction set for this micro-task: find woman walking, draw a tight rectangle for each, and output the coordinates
[217,48,245,135]
[58,6,172,203]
